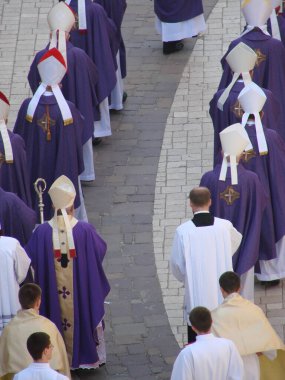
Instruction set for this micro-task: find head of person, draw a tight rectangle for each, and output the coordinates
[19,283,42,311]
[189,307,212,335]
[219,271,241,298]
[27,332,53,363]
[189,187,211,213]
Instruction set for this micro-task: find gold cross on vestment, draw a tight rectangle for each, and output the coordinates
[254,49,266,67]
[231,100,244,119]
[241,150,256,163]
[220,185,240,206]
[37,106,55,141]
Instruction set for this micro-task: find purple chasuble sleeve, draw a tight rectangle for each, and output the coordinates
[25,221,110,368]
[28,42,99,143]
[154,0,204,23]
[94,0,127,78]
[0,187,36,246]
[238,126,285,265]
[68,0,118,100]
[0,131,32,207]
[13,96,84,221]
[200,165,267,274]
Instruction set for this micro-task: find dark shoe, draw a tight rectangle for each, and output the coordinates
[163,40,184,55]
[260,279,280,287]
[92,137,102,146]
[122,91,128,103]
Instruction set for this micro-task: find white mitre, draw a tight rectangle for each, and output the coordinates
[238,82,268,155]
[219,123,250,185]
[241,0,273,36]
[217,43,257,110]
[26,48,73,127]
[65,0,87,31]
[0,92,13,163]
[48,2,75,64]
[48,175,76,258]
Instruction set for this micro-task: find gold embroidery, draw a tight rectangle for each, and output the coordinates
[231,100,244,119]
[25,114,33,123]
[36,105,55,141]
[241,149,257,163]
[254,49,266,67]
[0,152,5,167]
[220,186,240,205]
[54,216,74,365]
[63,118,73,126]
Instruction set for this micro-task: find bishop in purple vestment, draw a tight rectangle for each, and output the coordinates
[210,81,282,164]
[0,187,36,246]
[66,0,118,102]
[14,49,84,222]
[200,164,267,276]
[25,175,110,368]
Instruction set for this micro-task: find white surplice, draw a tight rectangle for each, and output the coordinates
[171,333,244,380]
[14,363,69,380]
[170,217,242,320]
[0,237,30,335]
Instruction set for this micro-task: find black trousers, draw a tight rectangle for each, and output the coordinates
[187,325,197,344]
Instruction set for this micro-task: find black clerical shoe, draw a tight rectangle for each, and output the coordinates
[122,91,128,103]
[163,40,184,55]
[260,279,280,287]
[92,137,102,146]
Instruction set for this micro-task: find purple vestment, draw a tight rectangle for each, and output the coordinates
[0,131,32,207]
[13,95,84,221]
[200,165,267,275]
[218,30,285,122]
[28,41,99,143]
[68,0,118,100]
[238,124,285,269]
[94,0,127,79]
[0,187,36,246]
[25,221,110,368]
[210,81,282,164]
[154,0,203,23]
[267,14,285,47]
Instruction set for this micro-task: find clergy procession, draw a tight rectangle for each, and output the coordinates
[3,0,285,379]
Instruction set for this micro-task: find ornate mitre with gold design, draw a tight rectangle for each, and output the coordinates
[48,175,76,259]
[0,92,13,163]
[26,48,73,127]
[217,43,257,110]
[219,123,250,185]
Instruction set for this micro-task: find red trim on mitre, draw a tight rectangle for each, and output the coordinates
[54,249,61,258]
[39,48,66,68]
[0,92,10,106]
[79,29,88,34]
[64,2,76,16]
[69,248,76,258]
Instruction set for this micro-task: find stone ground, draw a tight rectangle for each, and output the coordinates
[2,0,285,379]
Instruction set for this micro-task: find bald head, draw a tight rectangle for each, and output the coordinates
[189,187,211,211]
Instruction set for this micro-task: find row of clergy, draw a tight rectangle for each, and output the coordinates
[0,175,110,378]
[171,1,285,378]
[0,0,127,224]
[198,0,285,298]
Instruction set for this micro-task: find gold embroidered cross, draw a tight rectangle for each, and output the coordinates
[37,106,55,141]
[254,49,266,67]
[231,100,244,119]
[220,186,240,205]
[242,150,256,163]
